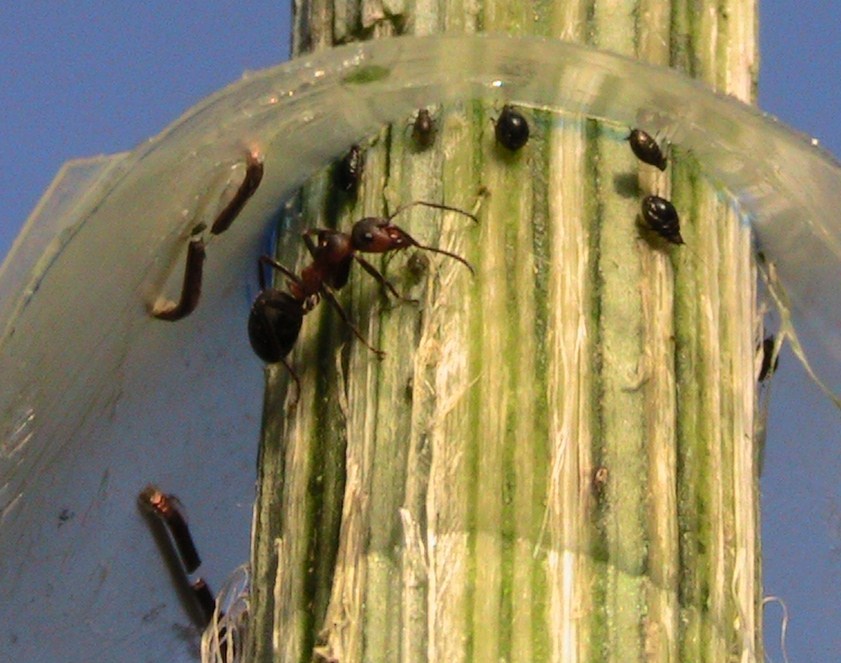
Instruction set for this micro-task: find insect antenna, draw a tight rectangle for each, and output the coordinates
[387,200,478,225]
[385,200,477,273]
[409,240,475,275]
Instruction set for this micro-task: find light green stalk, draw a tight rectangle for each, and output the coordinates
[248,1,762,661]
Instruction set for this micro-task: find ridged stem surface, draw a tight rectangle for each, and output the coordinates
[249,1,761,661]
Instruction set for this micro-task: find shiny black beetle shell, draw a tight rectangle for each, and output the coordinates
[628,129,667,171]
[248,290,304,363]
[335,144,364,194]
[494,105,530,150]
[641,195,684,245]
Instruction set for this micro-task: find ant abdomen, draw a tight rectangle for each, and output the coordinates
[248,291,304,363]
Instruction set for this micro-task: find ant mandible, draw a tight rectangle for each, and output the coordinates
[248,201,477,404]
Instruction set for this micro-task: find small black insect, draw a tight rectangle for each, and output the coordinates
[758,336,780,382]
[627,129,667,171]
[494,105,530,151]
[641,195,684,245]
[412,108,436,149]
[335,144,364,195]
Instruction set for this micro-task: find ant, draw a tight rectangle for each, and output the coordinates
[248,201,477,403]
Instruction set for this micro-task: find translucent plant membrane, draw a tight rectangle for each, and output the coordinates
[1,34,840,661]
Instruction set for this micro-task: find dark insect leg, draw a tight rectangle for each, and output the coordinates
[210,151,264,235]
[152,231,207,321]
[321,286,385,357]
[258,254,303,289]
[354,254,418,303]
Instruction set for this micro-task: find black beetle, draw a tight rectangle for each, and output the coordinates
[641,195,683,245]
[335,144,364,195]
[494,105,530,151]
[628,129,667,171]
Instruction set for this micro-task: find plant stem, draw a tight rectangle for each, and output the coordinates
[248,1,762,661]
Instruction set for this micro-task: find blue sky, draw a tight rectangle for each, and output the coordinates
[1,3,839,661]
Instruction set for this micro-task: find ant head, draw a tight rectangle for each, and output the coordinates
[351,218,416,254]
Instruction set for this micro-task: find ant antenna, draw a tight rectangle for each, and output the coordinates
[386,200,477,274]
[387,200,478,225]
[411,240,475,275]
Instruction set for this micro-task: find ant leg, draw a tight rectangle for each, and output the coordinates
[387,200,478,225]
[152,229,206,321]
[354,254,417,303]
[302,230,319,258]
[280,357,302,408]
[320,286,385,358]
[210,151,264,235]
[258,255,303,289]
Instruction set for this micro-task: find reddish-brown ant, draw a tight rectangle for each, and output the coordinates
[248,201,477,403]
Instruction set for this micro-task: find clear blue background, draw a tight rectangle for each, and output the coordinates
[1,3,839,660]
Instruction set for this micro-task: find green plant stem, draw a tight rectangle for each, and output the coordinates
[248,1,762,661]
